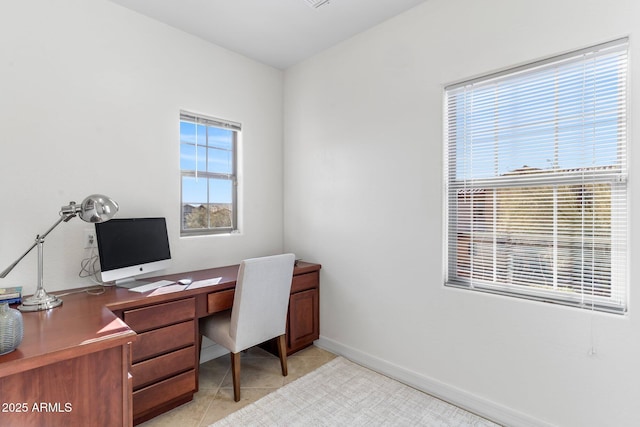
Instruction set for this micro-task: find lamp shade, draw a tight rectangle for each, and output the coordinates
[78,194,119,223]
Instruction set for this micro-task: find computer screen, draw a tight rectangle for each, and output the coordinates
[95,217,171,286]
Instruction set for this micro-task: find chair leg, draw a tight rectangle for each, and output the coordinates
[231,352,241,402]
[277,334,288,377]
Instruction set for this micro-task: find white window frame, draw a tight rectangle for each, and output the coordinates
[444,39,628,314]
[180,111,240,236]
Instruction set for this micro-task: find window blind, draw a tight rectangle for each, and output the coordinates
[444,38,628,313]
[180,111,241,131]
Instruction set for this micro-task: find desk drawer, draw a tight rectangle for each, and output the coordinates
[133,369,196,417]
[291,271,319,293]
[124,297,195,332]
[132,345,195,390]
[132,320,194,363]
[207,289,235,313]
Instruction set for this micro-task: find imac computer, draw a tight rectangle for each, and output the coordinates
[95,217,171,287]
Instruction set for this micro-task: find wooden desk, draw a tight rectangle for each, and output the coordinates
[0,261,320,426]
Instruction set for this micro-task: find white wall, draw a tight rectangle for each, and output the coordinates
[284,0,640,426]
[3,0,639,425]
[0,0,285,295]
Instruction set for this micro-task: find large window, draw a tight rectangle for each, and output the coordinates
[444,39,628,313]
[180,111,239,235]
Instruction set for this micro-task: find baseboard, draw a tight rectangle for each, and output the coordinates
[315,336,554,427]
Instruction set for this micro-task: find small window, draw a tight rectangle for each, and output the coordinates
[444,39,628,313]
[180,111,240,235]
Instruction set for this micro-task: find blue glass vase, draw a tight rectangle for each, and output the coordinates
[0,302,23,355]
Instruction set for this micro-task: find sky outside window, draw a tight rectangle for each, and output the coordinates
[453,54,623,180]
[180,122,234,203]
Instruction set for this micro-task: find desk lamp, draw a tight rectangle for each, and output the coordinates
[0,194,119,312]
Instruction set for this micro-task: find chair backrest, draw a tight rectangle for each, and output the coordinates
[230,253,296,351]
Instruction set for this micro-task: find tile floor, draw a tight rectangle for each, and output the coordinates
[138,345,337,427]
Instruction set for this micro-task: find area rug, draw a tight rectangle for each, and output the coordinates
[211,356,500,426]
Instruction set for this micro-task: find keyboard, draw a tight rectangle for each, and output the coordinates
[128,280,175,293]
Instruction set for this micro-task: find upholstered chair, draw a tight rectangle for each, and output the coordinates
[199,253,296,402]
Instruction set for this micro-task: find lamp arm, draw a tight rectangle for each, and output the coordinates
[0,214,72,278]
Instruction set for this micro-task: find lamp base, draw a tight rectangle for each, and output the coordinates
[18,292,63,312]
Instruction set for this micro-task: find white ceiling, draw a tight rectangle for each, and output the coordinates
[108,0,428,69]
